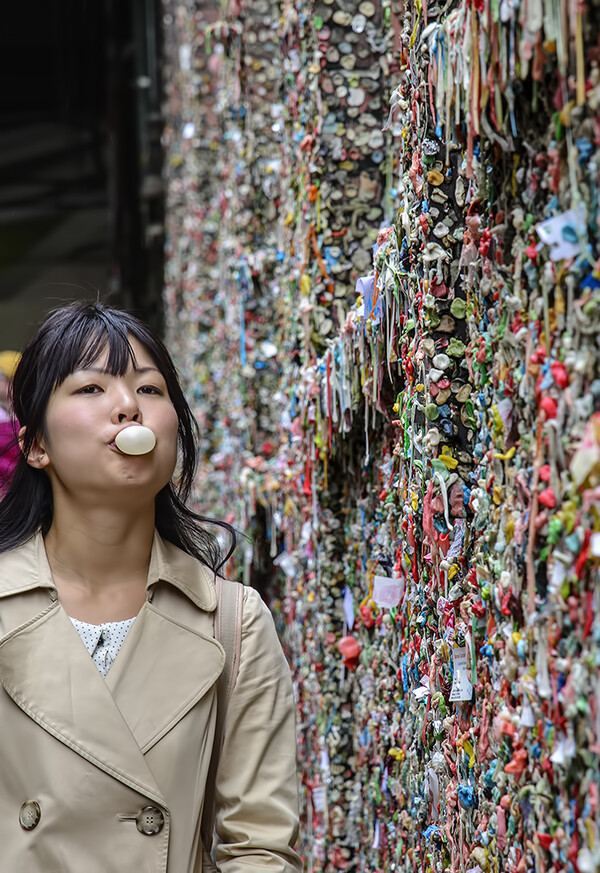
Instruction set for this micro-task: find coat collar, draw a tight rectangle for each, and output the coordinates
[0,530,218,612]
[147,532,217,612]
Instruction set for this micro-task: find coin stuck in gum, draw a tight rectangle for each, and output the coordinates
[114,425,156,455]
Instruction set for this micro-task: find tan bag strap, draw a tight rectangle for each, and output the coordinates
[200,576,243,867]
[214,576,244,731]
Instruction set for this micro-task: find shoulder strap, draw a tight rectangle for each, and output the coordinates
[214,575,244,732]
[201,576,244,867]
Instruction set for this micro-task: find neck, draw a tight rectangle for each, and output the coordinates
[44,504,156,593]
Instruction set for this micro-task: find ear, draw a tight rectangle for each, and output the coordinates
[18,426,50,470]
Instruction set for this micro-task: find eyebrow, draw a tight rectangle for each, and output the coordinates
[72,366,162,376]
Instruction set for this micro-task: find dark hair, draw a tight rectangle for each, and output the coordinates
[0,301,235,572]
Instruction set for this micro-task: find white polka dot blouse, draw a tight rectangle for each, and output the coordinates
[70,616,136,677]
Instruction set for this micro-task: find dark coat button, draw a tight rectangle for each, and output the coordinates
[136,806,165,835]
[19,801,41,830]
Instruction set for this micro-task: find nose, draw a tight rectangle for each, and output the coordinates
[112,385,142,425]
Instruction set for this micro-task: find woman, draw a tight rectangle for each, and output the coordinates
[0,301,301,873]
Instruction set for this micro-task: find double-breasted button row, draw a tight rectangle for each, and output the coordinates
[19,801,165,836]
[19,801,41,830]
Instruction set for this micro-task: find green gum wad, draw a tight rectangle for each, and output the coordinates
[447,337,466,357]
[450,298,466,319]
[547,517,562,544]
[464,399,476,425]
[430,458,450,480]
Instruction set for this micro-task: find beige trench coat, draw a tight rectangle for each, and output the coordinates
[0,532,301,873]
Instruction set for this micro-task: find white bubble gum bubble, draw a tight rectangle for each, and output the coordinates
[114,425,156,455]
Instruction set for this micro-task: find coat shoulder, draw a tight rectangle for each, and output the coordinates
[0,534,52,597]
[237,586,290,674]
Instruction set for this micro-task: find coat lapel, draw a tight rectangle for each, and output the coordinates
[0,601,167,805]
[105,601,225,754]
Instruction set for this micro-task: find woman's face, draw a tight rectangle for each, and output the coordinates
[30,337,180,507]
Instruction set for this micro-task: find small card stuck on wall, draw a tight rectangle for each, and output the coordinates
[449,646,473,702]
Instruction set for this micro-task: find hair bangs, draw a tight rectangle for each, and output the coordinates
[56,314,137,386]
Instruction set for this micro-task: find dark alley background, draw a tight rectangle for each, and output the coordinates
[0,0,165,350]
